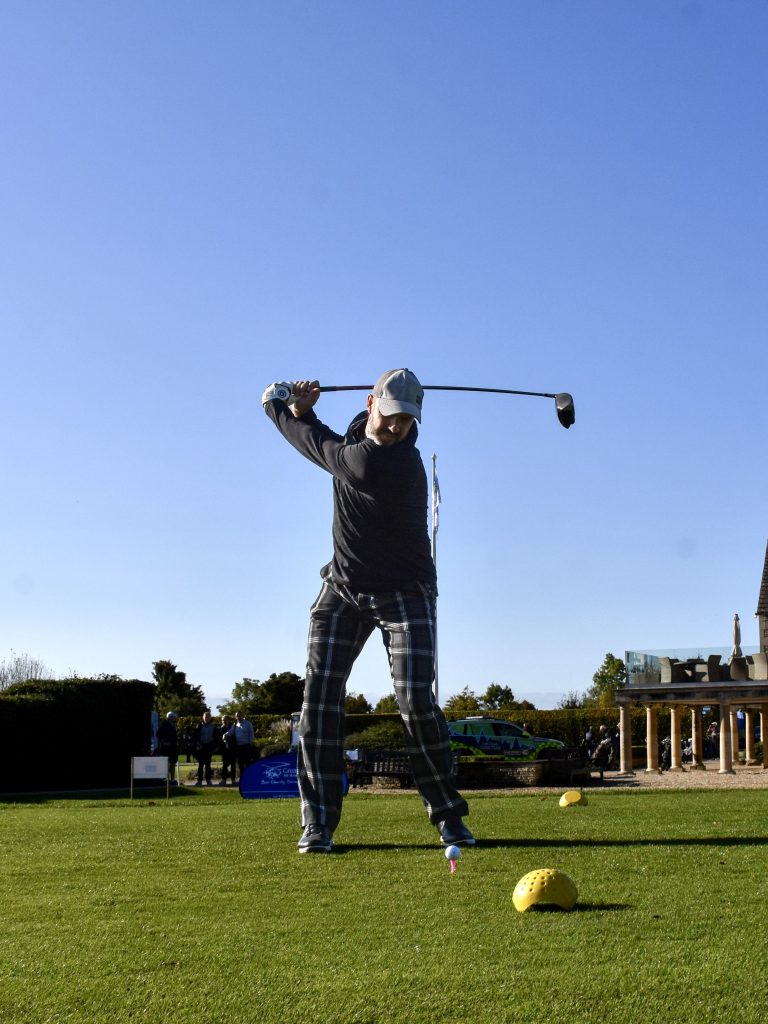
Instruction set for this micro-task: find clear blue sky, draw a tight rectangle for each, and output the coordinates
[3,1,767,712]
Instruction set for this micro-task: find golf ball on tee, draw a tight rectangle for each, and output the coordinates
[444,845,461,861]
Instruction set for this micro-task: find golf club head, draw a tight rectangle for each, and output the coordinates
[555,393,575,429]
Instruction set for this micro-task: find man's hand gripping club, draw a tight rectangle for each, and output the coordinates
[261,379,321,418]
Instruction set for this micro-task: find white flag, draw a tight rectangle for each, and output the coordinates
[431,455,441,537]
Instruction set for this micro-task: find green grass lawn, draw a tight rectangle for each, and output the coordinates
[2,787,767,1024]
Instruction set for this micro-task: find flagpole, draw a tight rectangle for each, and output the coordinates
[431,453,440,703]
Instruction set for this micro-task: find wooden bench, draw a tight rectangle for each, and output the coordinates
[541,746,608,786]
[349,748,459,788]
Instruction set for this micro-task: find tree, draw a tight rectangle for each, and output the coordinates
[0,650,55,691]
[217,678,262,716]
[480,683,517,711]
[373,693,399,713]
[345,691,373,714]
[443,686,482,713]
[557,689,585,709]
[218,671,304,716]
[152,659,207,716]
[583,653,627,708]
[256,672,304,714]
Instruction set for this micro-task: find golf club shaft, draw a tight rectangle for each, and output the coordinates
[319,384,558,398]
[314,383,575,428]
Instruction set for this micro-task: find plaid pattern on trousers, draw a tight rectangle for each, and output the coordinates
[298,578,469,831]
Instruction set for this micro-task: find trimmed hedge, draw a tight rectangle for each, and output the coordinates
[0,677,155,793]
[177,706,726,768]
[173,713,291,742]
[343,708,720,748]
[173,708,668,753]
[4,693,683,795]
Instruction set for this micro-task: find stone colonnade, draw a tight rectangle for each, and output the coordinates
[618,702,768,774]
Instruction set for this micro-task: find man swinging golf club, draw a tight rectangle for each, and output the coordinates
[262,368,474,853]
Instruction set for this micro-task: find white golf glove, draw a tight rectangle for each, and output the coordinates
[261,381,295,407]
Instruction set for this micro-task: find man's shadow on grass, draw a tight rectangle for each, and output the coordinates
[337,835,768,854]
[477,836,768,849]
[0,786,199,804]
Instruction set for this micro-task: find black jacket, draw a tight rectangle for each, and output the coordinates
[157,720,177,752]
[265,401,436,592]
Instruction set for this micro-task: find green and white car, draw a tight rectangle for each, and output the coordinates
[447,717,564,756]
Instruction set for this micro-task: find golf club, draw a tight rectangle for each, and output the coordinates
[317,384,576,428]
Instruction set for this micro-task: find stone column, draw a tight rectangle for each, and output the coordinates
[744,711,756,764]
[761,710,768,769]
[730,710,740,766]
[719,700,735,774]
[618,704,635,775]
[669,706,683,771]
[645,706,660,772]
[690,706,705,769]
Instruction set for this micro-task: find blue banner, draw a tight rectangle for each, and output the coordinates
[239,751,347,799]
[239,752,299,799]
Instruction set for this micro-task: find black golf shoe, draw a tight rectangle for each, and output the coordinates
[438,817,476,847]
[297,824,333,854]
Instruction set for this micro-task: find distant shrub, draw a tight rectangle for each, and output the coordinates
[257,739,291,758]
[345,719,406,750]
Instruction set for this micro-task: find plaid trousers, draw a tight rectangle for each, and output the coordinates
[298,578,469,831]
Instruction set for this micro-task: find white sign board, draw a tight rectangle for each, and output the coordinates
[130,756,171,798]
[132,756,169,779]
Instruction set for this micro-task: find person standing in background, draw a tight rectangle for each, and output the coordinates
[193,710,217,786]
[218,714,237,786]
[224,711,255,782]
[156,711,179,784]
